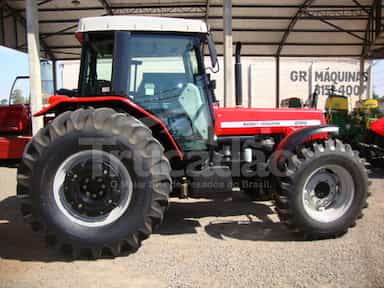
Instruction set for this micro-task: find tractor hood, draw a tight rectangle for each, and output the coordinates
[214,107,326,136]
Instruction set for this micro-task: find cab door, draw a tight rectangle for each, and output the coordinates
[0,76,31,135]
[113,33,212,151]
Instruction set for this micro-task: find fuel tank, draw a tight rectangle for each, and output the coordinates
[214,107,326,136]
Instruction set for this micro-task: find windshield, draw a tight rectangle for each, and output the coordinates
[78,32,212,151]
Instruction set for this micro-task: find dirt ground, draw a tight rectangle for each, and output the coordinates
[0,166,383,288]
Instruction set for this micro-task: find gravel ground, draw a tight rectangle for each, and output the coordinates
[0,166,383,288]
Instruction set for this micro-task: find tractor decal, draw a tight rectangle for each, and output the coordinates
[220,119,322,128]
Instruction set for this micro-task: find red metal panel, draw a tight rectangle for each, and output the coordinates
[214,107,326,136]
[0,104,31,134]
[370,118,384,137]
[0,136,30,159]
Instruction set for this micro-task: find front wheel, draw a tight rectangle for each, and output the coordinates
[274,139,368,239]
[17,108,171,258]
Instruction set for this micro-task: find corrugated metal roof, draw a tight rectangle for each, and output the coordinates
[0,0,383,60]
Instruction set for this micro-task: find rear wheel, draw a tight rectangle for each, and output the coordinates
[17,108,171,258]
[274,139,368,239]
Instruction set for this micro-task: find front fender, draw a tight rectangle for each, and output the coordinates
[276,125,339,152]
[270,125,339,171]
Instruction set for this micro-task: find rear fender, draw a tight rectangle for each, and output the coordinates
[35,95,184,159]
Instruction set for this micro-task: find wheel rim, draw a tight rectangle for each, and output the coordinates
[53,150,132,227]
[302,164,355,223]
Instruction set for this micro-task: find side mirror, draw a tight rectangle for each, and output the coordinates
[207,35,218,69]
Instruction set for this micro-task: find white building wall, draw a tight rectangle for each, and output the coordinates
[248,57,276,108]
[279,58,372,110]
[206,57,372,109]
[57,60,80,90]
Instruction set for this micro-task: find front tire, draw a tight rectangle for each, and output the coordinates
[17,108,171,258]
[274,139,368,239]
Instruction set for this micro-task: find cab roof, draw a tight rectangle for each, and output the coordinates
[77,16,208,34]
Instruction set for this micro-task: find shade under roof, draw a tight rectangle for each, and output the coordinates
[0,0,383,60]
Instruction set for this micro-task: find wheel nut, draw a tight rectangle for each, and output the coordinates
[78,203,82,208]
[85,178,90,183]
[103,170,108,175]
[99,190,104,196]
[82,185,87,190]
[108,199,112,204]
[92,194,97,198]
[86,191,90,197]
[73,174,78,179]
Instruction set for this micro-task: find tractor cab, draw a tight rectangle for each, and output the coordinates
[74,16,216,152]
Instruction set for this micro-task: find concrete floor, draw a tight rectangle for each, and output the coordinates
[0,167,383,288]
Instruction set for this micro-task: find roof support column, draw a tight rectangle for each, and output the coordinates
[52,59,57,93]
[276,56,280,108]
[359,57,365,100]
[26,0,43,134]
[223,0,233,107]
[0,7,5,45]
[366,60,372,100]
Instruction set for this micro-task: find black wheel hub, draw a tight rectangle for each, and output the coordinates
[63,159,123,217]
[314,181,331,199]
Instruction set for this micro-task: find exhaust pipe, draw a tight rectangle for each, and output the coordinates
[235,42,242,106]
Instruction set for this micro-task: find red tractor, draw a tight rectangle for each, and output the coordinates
[17,16,369,258]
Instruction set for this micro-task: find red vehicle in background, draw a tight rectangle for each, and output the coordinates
[0,76,32,160]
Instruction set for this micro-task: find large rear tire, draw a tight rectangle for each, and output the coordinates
[274,139,368,239]
[17,108,171,258]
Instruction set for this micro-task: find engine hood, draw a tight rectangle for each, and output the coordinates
[214,107,326,136]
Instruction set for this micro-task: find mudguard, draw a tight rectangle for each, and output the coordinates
[35,95,184,159]
[269,125,339,170]
[276,125,339,152]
